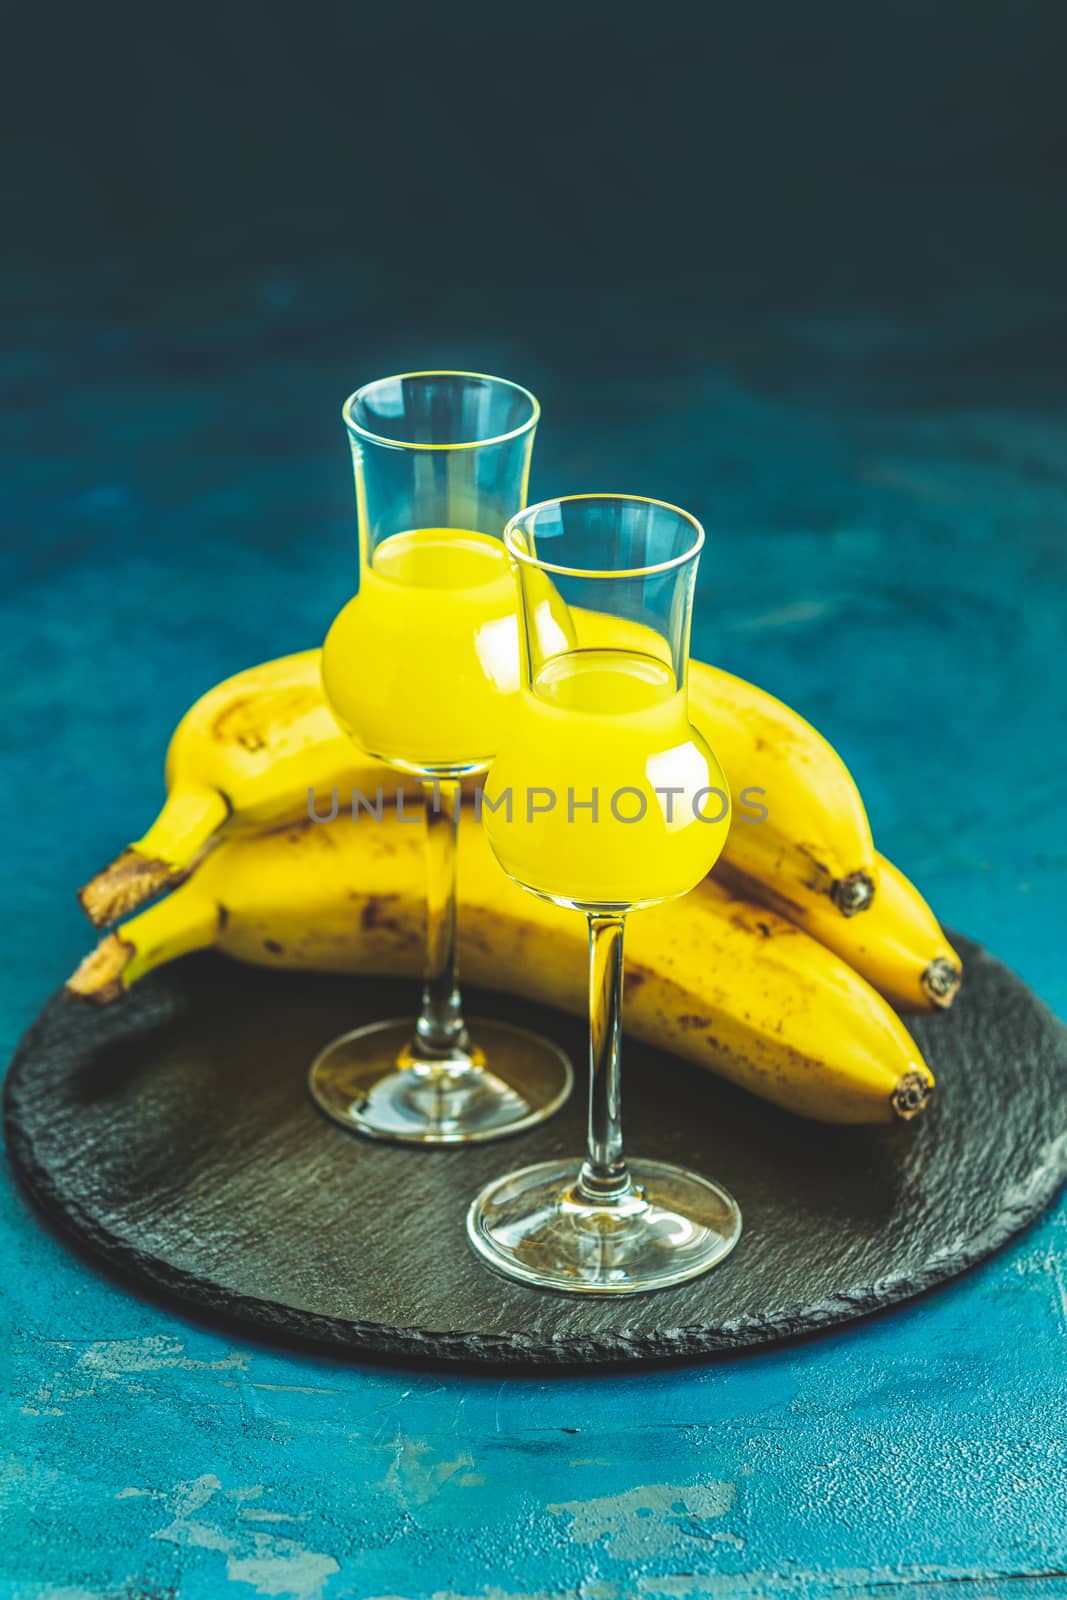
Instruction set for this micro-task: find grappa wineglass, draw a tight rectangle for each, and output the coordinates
[309,373,573,1144]
[467,494,742,1291]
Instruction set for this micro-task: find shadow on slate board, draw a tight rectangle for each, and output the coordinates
[4,934,1066,1371]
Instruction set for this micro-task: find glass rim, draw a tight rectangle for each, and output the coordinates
[504,493,705,579]
[341,369,541,452]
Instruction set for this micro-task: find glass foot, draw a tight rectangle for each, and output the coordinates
[466,1158,742,1294]
[309,1019,573,1145]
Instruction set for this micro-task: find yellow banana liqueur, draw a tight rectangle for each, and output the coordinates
[321,527,574,773]
[482,646,732,908]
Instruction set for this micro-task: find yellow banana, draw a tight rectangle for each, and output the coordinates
[714,851,961,1012]
[68,809,931,1126]
[79,620,878,927]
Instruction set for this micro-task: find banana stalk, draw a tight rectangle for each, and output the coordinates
[69,809,932,1126]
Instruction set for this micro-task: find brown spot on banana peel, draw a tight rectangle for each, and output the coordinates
[358,893,420,945]
[923,957,961,1008]
[66,933,136,1004]
[715,860,809,920]
[728,907,798,940]
[255,816,321,845]
[461,923,498,957]
[892,1070,934,1120]
[622,965,650,1000]
[793,844,875,916]
[795,843,835,897]
[210,688,319,748]
[78,850,189,929]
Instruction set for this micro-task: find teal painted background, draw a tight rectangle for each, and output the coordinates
[3,2,1066,1595]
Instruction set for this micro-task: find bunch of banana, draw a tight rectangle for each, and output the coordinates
[68,808,934,1126]
[70,607,961,1125]
[78,614,881,930]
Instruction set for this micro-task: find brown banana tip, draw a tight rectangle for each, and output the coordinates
[923,957,962,1008]
[832,870,876,917]
[65,934,135,1005]
[78,849,186,928]
[892,1069,934,1121]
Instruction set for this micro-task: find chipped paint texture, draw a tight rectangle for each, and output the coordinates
[3,253,1067,1598]
[547,1484,737,1561]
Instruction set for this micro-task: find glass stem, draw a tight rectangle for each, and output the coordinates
[415,778,470,1058]
[579,913,632,1201]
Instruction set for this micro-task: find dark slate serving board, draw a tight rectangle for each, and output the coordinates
[5,935,1066,1369]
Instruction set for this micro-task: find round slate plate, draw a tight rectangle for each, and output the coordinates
[5,936,1066,1369]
